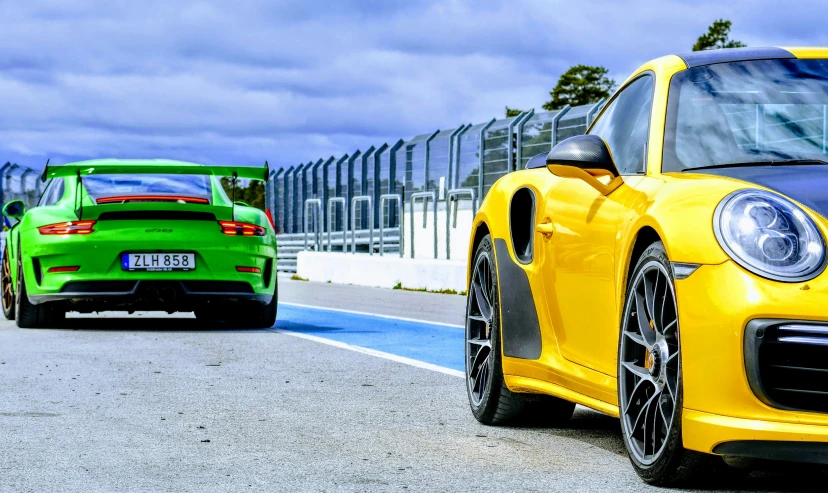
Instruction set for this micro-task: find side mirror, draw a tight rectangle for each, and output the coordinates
[546,135,623,195]
[2,200,25,219]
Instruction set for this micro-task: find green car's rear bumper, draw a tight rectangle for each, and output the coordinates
[19,219,276,308]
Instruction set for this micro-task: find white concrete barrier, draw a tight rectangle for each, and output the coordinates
[297,251,468,292]
[403,201,473,261]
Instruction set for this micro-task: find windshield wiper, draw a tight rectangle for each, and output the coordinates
[683,159,828,171]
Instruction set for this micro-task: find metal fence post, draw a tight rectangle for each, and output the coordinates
[327,197,346,252]
[379,194,402,257]
[350,195,373,255]
[445,189,476,260]
[409,191,437,259]
[477,118,496,201]
[550,105,570,148]
[514,110,534,170]
[303,199,322,251]
[586,98,605,128]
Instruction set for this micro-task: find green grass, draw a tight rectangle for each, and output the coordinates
[392,282,464,296]
[290,274,308,281]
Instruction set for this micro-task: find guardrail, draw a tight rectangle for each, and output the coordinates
[350,195,373,255]
[303,199,323,251]
[379,194,403,257]
[445,188,476,260]
[409,191,437,259]
[326,197,346,252]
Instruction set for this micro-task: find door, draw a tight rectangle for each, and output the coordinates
[540,74,655,376]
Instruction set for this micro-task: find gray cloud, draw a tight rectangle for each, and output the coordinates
[1,0,826,169]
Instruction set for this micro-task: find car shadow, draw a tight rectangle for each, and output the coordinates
[51,316,269,332]
[510,407,828,491]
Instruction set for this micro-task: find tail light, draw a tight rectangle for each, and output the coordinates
[219,221,266,237]
[39,221,96,235]
[96,195,210,204]
[236,266,261,273]
[265,209,275,229]
[48,266,80,273]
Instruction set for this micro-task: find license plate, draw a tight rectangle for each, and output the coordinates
[122,253,195,271]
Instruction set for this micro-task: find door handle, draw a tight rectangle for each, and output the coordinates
[536,219,554,239]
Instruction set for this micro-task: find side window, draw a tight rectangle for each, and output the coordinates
[48,179,65,205]
[37,180,55,206]
[589,75,655,175]
[38,179,65,207]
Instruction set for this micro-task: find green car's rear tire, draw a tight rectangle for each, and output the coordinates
[236,287,278,329]
[2,247,15,321]
[15,243,65,329]
[195,284,277,329]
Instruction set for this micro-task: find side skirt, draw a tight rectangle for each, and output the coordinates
[505,375,620,417]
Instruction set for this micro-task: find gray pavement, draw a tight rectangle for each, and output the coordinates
[0,280,826,492]
[279,274,467,326]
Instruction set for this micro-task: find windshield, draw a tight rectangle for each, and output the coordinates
[662,59,828,172]
[83,174,213,201]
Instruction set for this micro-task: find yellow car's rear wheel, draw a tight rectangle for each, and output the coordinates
[466,234,574,425]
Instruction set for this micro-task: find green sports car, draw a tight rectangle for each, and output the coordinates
[1,159,278,329]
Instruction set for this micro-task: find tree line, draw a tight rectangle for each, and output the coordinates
[506,19,745,117]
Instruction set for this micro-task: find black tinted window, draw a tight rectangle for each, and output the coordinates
[589,75,655,175]
[663,59,828,172]
[83,174,212,200]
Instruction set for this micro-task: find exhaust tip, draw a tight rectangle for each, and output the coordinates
[160,287,177,303]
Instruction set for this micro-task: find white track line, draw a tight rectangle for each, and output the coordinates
[279,302,464,328]
[273,329,464,378]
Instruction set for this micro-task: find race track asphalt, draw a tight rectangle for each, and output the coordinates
[0,276,827,492]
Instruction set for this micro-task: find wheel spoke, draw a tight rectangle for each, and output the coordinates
[645,393,660,456]
[631,393,657,438]
[467,337,491,348]
[659,394,673,431]
[662,319,677,337]
[472,280,492,322]
[650,271,660,328]
[468,314,487,323]
[634,289,657,346]
[643,271,656,322]
[621,361,650,381]
[623,330,647,347]
[624,377,652,412]
[666,368,677,402]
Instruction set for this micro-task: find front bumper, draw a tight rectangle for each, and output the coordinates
[677,259,828,456]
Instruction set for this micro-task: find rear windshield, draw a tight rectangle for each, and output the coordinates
[83,174,213,200]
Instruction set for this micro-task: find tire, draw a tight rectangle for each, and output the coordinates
[15,244,65,328]
[196,283,278,329]
[2,247,15,321]
[465,234,574,426]
[617,241,717,486]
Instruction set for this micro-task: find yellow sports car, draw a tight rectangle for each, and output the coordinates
[464,47,828,485]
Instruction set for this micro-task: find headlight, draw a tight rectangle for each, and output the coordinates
[714,189,826,282]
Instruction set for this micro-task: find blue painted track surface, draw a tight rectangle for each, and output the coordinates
[276,304,465,372]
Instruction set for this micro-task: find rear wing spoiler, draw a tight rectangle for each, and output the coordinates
[42,160,270,182]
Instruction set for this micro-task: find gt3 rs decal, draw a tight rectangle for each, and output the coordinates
[493,238,542,360]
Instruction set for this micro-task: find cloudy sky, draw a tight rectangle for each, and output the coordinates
[1,0,827,170]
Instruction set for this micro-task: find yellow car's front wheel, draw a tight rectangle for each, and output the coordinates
[618,242,728,485]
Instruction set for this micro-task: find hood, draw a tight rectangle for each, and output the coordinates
[685,165,828,220]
